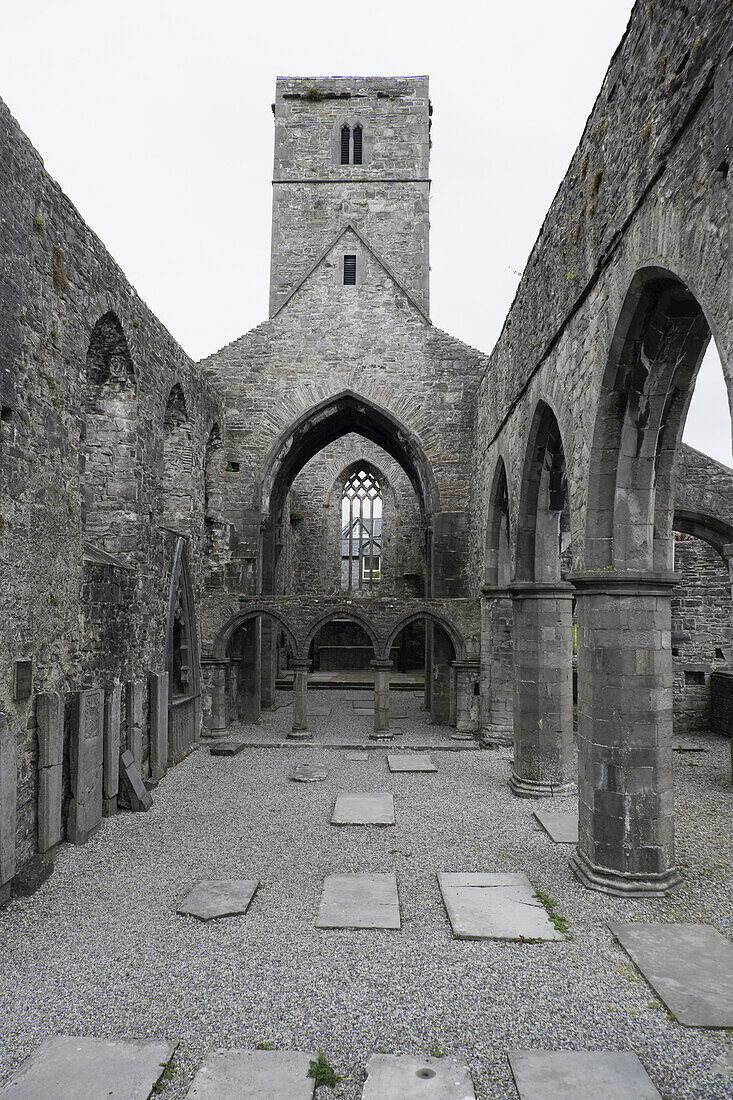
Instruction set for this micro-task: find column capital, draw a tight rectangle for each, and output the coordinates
[570,570,677,596]
[452,657,480,671]
[370,658,393,671]
[509,580,575,600]
[290,657,311,670]
[481,585,513,599]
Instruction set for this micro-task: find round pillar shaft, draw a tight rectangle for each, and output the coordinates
[570,572,683,897]
[370,659,393,741]
[288,658,311,740]
[510,581,574,797]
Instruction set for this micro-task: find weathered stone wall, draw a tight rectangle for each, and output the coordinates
[672,531,732,733]
[473,0,732,587]
[711,669,733,737]
[0,96,222,873]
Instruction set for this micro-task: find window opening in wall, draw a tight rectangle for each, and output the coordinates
[342,469,382,593]
[352,124,363,165]
[340,125,351,165]
[343,255,357,285]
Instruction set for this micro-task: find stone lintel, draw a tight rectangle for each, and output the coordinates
[509,581,575,600]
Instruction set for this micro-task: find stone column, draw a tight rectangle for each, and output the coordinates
[201,659,230,735]
[480,586,514,746]
[510,581,574,797]
[102,681,122,817]
[149,671,169,782]
[260,616,278,710]
[570,572,684,897]
[126,679,145,772]
[37,691,63,852]
[370,659,393,740]
[430,629,453,725]
[0,715,17,905]
[452,658,481,740]
[288,658,311,740]
[67,688,104,845]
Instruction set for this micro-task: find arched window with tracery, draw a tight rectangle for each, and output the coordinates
[342,468,382,592]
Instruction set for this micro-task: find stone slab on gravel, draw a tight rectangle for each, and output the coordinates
[209,741,246,757]
[290,764,328,782]
[362,1053,475,1098]
[438,873,564,941]
[508,1050,661,1099]
[187,1049,315,1099]
[306,707,332,717]
[331,793,395,825]
[344,750,369,760]
[316,873,401,929]
[609,922,733,1027]
[353,709,375,716]
[0,1035,175,1099]
[177,880,259,921]
[387,754,437,773]
[534,810,578,843]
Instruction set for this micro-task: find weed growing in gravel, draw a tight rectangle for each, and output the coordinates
[534,889,571,937]
[308,1051,340,1087]
[151,1054,175,1093]
[256,1041,275,1049]
[431,1041,443,1057]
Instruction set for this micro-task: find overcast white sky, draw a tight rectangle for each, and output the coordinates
[1,0,728,464]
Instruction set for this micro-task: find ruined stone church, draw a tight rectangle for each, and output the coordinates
[1,0,732,919]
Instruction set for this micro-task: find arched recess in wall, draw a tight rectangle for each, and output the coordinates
[515,401,571,582]
[484,456,511,587]
[257,390,440,595]
[585,268,716,571]
[161,384,194,534]
[165,538,201,764]
[82,312,138,556]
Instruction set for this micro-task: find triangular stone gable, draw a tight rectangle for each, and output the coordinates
[271,223,430,323]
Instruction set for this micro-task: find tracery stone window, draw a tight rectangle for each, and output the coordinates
[339,123,363,165]
[342,468,382,592]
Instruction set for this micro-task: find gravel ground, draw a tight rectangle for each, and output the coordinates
[1,689,732,1099]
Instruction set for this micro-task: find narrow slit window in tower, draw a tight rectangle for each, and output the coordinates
[352,124,363,165]
[343,255,357,285]
[340,125,351,165]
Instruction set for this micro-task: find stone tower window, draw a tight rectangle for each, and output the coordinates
[343,255,357,285]
[340,125,351,165]
[352,124,363,165]
[342,468,382,592]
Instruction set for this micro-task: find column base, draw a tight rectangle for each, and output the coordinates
[510,770,574,799]
[480,726,513,747]
[369,732,394,742]
[569,847,685,898]
[287,731,312,741]
[450,730,476,742]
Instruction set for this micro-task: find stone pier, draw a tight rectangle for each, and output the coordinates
[288,657,311,740]
[371,659,393,740]
[510,581,574,797]
[452,658,480,740]
[570,572,684,897]
[480,587,514,746]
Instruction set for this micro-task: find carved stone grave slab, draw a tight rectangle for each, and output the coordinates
[67,689,104,846]
[316,873,400,929]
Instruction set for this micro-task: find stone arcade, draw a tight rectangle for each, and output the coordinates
[0,0,732,1095]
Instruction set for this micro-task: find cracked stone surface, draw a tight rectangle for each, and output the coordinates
[176,880,259,921]
[438,873,564,941]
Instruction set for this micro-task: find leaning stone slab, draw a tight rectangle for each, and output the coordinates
[210,740,246,756]
[316,873,400,929]
[67,689,104,845]
[363,1053,475,1099]
[0,1035,175,1099]
[609,922,733,1027]
[177,879,259,921]
[187,1049,315,1099]
[508,1050,660,1099]
[438,873,564,941]
[387,754,437,773]
[534,810,578,843]
[148,671,169,782]
[0,716,17,890]
[331,792,394,825]
[290,763,328,782]
[126,679,145,772]
[103,681,122,817]
[118,750,152,812]
[36,692,64,852]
